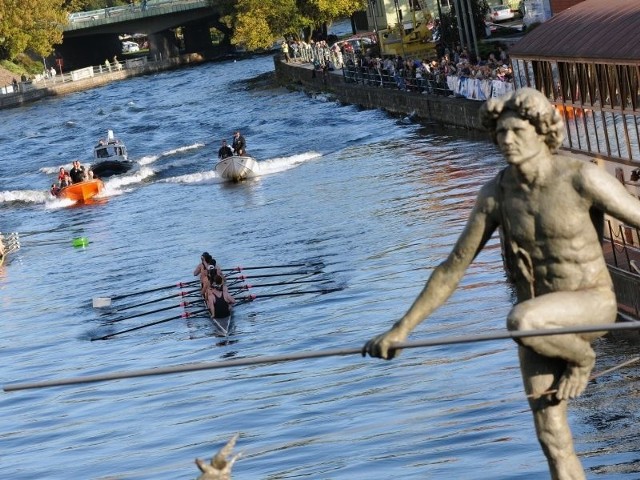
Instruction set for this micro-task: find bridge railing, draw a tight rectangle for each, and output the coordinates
[67,0,213,29]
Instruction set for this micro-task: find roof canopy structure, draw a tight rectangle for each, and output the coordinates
[507,0,640,164]
[511,0,640,63]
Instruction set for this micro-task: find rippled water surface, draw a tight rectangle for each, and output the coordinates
[1,55,639,479]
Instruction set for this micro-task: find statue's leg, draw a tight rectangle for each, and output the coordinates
[507,289,616,399]
[519,346,586,480]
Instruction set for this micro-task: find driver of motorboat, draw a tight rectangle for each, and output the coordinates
[96,140,109,158]
[218,139,234,160]
[232,131,246,156]
[69,160,86,183]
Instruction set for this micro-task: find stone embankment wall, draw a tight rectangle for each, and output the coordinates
[0,54,206,110]
[273,57,486,132]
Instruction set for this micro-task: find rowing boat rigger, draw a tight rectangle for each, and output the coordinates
[0,232,20,267]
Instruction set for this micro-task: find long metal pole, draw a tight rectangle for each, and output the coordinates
[458,0,472,52]
[5,319,640,392]
[465,0,480,60]
[453,0,466,51]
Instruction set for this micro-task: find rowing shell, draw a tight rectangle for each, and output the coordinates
[215,155,258,182]
[202,291,233,336]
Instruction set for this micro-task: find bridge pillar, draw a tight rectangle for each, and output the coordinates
[148,31,180,60]
[182,22,213,53]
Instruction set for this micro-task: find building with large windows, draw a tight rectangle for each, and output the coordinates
[510,0,640,316]
[510,0,640,168]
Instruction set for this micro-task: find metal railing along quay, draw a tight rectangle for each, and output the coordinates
[0,54,189,109]
[1,57,146,95]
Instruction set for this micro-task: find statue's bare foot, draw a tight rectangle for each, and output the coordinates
[556,357,594,400]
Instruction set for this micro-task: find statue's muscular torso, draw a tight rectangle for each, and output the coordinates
[488,158,613,300]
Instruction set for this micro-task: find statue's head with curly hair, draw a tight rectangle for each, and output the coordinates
[480,88,565,152]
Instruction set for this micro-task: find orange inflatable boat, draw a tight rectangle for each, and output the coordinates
[57,179,104,203]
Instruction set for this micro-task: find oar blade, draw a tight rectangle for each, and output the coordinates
[93,297,112,308]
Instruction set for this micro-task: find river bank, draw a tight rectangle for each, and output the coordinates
[0,52,236,110]
[0,66,18,86]
[272,56,486,132]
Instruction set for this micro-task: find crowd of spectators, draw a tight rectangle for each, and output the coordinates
[280,35,515,100]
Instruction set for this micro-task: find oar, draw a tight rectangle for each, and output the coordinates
[13,226,83,237]
[91,308,209,341]
[228,278,320,293]
[236,287,342,304]
[9,321,640,391]
[107,288,201,313]
[226,270,322,285]
[93,280,200,307]
[223,261,323,272]
[108,302,192,324]
[17,236,90,248]
[5,244,20,254]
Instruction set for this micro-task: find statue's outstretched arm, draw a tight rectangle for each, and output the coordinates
[363,187,499,360]
[582,162,640,229]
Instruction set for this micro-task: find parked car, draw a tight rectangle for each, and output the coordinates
[121,41,140,54]
[487,5,515,22]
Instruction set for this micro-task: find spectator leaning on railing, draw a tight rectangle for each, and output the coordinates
[329,40,514,101]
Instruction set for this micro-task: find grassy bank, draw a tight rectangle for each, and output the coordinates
[0,54,46,86]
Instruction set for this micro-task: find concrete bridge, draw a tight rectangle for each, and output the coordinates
[59,0,232,70]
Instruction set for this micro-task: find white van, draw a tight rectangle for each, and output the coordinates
[122,41,140,54]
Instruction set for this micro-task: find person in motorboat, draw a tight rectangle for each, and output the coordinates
[69,160,86,183]
[218,139,234,160]
[59,174,73,189]
[95,139,109,158]
[50,183,60,196]
[232,131,246,156]
[206,273,236,319]
[57,167,67,186]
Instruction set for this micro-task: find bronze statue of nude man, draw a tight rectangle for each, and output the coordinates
[362,88,640,479]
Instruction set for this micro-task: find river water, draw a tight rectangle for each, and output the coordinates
[1,54,639,479]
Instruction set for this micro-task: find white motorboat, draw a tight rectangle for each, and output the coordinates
[92,129,133,178]
[215,155,258,182]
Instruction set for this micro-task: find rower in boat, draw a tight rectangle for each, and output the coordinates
[194,252,223,296]
[206,273,236,319]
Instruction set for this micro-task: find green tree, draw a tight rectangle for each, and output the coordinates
[0,0,71,60]
[231,0,366,50]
